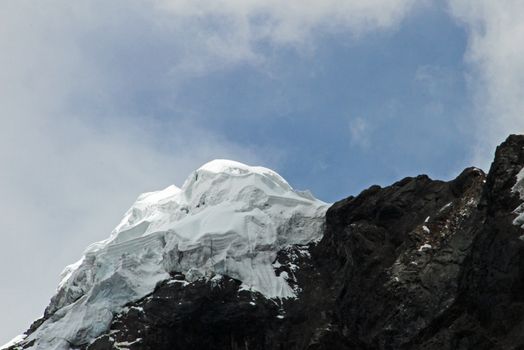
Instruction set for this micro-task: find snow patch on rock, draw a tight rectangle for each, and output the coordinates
[512,167,524,229]
[24,159,328,350]
[1,334,26,350]
[418,243,432,252]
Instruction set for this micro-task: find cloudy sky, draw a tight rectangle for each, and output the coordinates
[1,0,524,344]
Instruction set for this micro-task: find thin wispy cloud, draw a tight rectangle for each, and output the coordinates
[154,0,422,79]
[349,117,371,149]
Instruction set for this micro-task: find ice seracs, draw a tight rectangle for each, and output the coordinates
[22,159,328,350]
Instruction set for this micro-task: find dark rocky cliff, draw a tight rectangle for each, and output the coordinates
[12,135,524,350]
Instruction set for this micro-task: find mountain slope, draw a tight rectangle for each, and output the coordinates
[5,135,524,350]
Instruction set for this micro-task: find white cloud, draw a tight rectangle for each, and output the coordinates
[154,0,420,75]
[0,0,419,343]
[448,0,524,168]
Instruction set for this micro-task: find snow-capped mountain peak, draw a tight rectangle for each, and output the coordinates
[19,160,328,350]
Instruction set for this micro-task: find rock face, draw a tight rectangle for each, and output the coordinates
[7,135,524,350]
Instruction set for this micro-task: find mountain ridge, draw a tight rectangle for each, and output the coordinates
[5,135,524,350]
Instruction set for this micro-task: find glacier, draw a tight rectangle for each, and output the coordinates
[14,160,328,350]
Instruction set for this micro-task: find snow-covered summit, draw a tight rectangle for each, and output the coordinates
[20,159,328,350]
[198,158,286,178]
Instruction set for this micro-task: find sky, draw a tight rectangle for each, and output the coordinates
[1,0,524,344]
